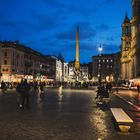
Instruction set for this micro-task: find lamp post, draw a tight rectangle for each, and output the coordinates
[98,45,103,84]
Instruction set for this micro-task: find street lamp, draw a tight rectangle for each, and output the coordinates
[98,47,103,54]
[98,45,103,84]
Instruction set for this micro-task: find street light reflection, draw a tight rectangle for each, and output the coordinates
[90,110,108,139]
[58,85,63,104]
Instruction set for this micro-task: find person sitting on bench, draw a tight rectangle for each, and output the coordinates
[95,84,106,99]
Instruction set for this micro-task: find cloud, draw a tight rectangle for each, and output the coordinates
[35,15,57,30]
[0,0,18,3]
[106,37,115,41]
[66,3,98,18]
[56,30,75,41]
[0,13,58,35]
[102,0,116,5]
[43,0,65,8]
[96,24,109,31]
[0,20,17,28]
[102,43,120,53]
[42,0,99,19]
[56,22,96,41]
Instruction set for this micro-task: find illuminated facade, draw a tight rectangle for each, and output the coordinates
[0,41,48,82]
[45,55,68,82]
[1,42,24,82]
[92,54,115,82]
[0,44,2,79]
[63,62,69,82]
[68,61,89,82]
[121,0,140,80]
[56,59,63,82]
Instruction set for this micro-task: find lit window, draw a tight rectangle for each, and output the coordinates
[103,59,105,62]
[107,60,109,62]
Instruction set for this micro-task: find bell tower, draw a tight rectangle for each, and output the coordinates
[121,13,131,79]
[131,0,140,77]
[132,0,140,17]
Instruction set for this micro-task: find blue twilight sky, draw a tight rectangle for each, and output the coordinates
[0,0,132,63]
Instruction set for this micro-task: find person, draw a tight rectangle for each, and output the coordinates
[16,80,24,108]
[20,79,30,110]
[108,82,112,93]
[39,82,45,100]
[95,84,106,100]
[1,81,6,94]
[106,83,109,93]
[137,84,140,93]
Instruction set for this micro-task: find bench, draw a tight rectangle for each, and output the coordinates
[110,108,133,132]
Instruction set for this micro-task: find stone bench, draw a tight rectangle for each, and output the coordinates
[110,108,133,132]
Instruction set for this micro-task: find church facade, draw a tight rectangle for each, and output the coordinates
[121,0,140,80]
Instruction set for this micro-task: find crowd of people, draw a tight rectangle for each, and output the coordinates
[95,83,112,99]
[0,80,46,110]
[0,79,119,109]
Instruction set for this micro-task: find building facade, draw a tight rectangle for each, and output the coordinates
[45,55,68,82]
[0,41,48,82]
[63,62,69,82]
[113,52,121,81]
[92,54,115,82]
[121,0,140,80]
[80,64,89,81]
[56,59,63,82]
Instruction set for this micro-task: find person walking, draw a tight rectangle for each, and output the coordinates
[16,80,24,108]
[20,79,30,110]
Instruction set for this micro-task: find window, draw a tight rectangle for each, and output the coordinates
[4,60,7,65]
[125,28,129,35]
[4,52,7,57]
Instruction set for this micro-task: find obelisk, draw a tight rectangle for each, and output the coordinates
[75,26,80,71]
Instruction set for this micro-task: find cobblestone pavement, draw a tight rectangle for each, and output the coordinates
[0,88,140,140]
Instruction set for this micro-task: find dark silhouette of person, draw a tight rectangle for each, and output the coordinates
[108,82,112,93]
[95,84,106,99]
[16,80,24,108]
[137,84,140,93]
[20,79,30,110]
[1,81,6,94]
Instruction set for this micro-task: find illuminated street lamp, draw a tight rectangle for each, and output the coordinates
[98,46,103,54]
[98,45,103,83]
